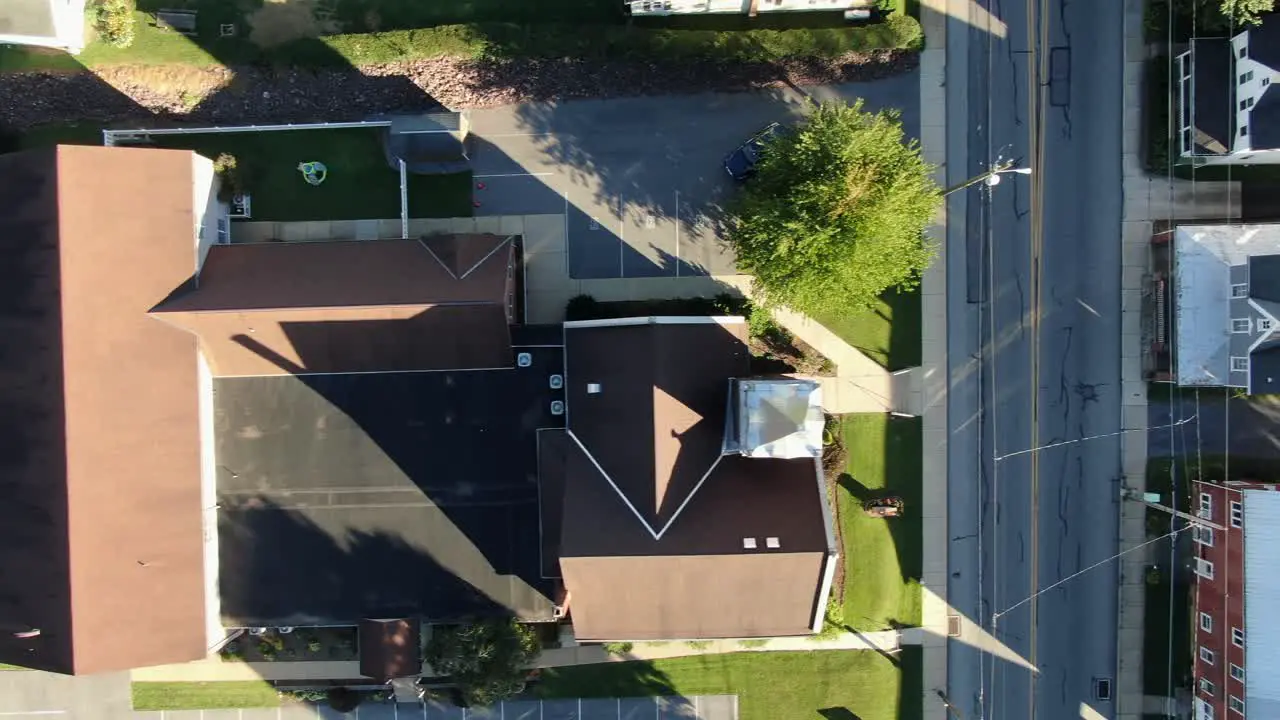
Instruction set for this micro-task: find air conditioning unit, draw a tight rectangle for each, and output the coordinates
[517,352,533,368]
[551,400,565,416]
[550,374,564,389]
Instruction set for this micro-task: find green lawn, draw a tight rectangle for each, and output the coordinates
[539,648,922,720]
[0,1,922,73]
[836,414,923,631]
[141,127,471,221]
[812,287,921,371]
[0,663,30,671]
[132,681,281,710]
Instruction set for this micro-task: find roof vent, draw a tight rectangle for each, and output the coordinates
[587,383,602,394]
[248,627,268,636]
[766,537,780,549]
[517,352,533,368]
[550,400,565,416]
[742,537,757,549]
[550,374,564,389]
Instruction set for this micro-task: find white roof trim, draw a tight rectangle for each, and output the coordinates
[563,316,746,329]
[415,237,457,280]
[565,429,660,540]
[459,235,514,280]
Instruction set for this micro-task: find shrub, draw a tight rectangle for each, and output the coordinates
[327,687,362,713]
[258,641,276,659]
[564,294,602,321]
[218,641,243,662]
[424,620,541,707]
[307,639,322,653]
[602,642,633,655]
[95,0,136,49]
[280,689,328,702]
[884,13,923,51]
[213,152,244,202]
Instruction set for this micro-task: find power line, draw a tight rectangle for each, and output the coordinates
[993,416,1196,461]
[992,526,1192,621]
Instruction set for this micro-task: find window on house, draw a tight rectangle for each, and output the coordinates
[1201,677,1216,696]
[1230,696,1245,715]
[1231,357,1250,373]
[1241,71,1255,84]
[1231,501,1244,528]
[1201,646,1216,664]
[1242,125,1250,137]
[1233,627,1245,646]
[1201,492,1214,517]
[1196,525,1217,546]
[1233,283,1249,297]
[1260,318,1274,331]
[1266,77,1272,86]
[1231,663,1245,682]
[1200,612,1214,631]
[1240,45,1248,58]
[1196,558,1216,579]
[1248,96,1257,109]
[1234,318,1252,333]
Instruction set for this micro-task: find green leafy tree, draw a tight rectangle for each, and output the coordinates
[424,620,540,707]
[1221,0,1273,25]
[727,100,941,318]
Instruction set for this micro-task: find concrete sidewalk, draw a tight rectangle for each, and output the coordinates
[131,632,908,683]
[916,0,950,718]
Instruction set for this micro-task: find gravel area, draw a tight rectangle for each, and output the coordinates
[0,50,917,130]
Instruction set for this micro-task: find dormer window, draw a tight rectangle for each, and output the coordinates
[1260,318,1274,332]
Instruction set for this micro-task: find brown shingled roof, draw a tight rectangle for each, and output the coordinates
[152,237,515,376]
[0,146,206,674]
[562,319,750,532]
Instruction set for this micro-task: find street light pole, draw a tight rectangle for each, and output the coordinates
[942,159,1034,196]
[934,689,964,720]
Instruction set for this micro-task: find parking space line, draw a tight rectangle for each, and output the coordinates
[675,190,681,278]
[563,191,570,277]
[473,172,554,178]
[619,206,625,279]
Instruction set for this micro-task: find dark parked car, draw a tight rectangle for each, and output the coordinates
[724,122,786,181]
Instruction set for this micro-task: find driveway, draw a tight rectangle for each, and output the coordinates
[1148,393,1280,459]
[466,75,920,280]
[0,669,133,719]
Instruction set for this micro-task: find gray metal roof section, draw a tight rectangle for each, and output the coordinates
[1245,14,1280,68]
[0,0,56,38]
[1250,254,1280,301]
[1250,347,1280,393]
[1175,225,1280,385]
[1244,489,1280,719]
[1251,87,1280,151]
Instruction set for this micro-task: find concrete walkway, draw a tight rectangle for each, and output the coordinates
[916,1,951,718]
[132,632,908,683]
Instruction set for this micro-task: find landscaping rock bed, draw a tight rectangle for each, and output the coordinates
[0,50,916,131]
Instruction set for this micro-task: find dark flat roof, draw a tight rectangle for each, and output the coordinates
[214,346,565,626]
[1192,38,1233,154]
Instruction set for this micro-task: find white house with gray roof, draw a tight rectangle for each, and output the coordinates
[1177,15,1280,164]
[1150,223,1280,393]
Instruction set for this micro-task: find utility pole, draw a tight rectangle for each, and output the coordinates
[934,689,964,720]
[1119,487,1226,531]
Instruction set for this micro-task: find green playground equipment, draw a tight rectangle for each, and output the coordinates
[297,161,327,186]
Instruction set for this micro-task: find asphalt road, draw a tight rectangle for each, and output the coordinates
[947,1,1124,719]
[466,78,919,279]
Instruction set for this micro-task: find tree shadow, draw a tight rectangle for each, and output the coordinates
[818,707,862,720]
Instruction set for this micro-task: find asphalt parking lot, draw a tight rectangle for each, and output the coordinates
[467,76,919,280]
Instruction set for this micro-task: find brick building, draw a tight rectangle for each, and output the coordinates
[1191,480,1280,719]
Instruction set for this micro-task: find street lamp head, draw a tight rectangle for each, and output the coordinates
[984,173,1003,187]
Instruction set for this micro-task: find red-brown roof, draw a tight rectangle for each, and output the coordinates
[358,619,422,680]
[549,319,835,640]
[152,237,515,376]
[0,145,206,674]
